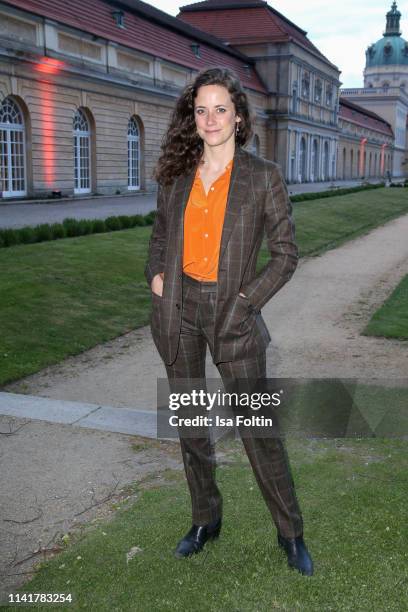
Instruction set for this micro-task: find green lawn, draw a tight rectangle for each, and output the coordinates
[4,437,407,611]
[1,187,407,387]
[258,186,408,269]
[363,274,408,340]
[0,229,152,386]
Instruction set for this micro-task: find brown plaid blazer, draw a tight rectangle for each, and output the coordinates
[145,146,298,365]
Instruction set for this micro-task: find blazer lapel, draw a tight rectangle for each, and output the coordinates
[170,166,196,267]
[218,146,251,265]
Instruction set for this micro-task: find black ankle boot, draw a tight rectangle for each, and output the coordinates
[174,518,222,558]
[277,533,314,576]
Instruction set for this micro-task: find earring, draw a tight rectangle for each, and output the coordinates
[235,123,240,136]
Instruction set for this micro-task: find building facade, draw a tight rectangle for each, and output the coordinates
[0,0,400,201]
[337,98,393,179]
[179,0,342,183]
[342,1,408,177]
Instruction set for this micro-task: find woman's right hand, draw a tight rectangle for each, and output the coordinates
[151,273,164,297]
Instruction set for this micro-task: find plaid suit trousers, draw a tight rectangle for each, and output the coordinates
[165,273,304,539]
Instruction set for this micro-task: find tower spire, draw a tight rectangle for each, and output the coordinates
[384,1,401,37]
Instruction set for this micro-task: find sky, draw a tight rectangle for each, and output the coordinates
[149,0,408,87]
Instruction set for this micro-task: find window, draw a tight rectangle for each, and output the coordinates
[73,109,91,194]
[190,43,200,58]
[384,42,392,57]
[314,79,322,103]
[0,97,26,197]
[292,85,298,113]
[326,85,333,107]
[111,10,125,28]
[323,141,330,180]
[127,117,140,190]
[311,139,318,182]
[301,72,310,98]
[299,136,307,182]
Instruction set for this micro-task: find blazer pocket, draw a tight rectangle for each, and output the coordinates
[255,312,271,344]
[223,294,254,338]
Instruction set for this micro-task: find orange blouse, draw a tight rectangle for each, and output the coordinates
[183,160,233,281]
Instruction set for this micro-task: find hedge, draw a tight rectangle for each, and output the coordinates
[0,212,156,249]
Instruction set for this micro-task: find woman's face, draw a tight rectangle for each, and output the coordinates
[194,84,241,149]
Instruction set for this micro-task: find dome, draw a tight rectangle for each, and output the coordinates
[365,2,408,68]
[366,36,408,68]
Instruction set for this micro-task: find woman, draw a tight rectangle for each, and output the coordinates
[145,67,313,576]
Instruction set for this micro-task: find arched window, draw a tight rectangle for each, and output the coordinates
[127,117,141,190]
[0,97,26,197]
[73,109,91,194]
[342,148,347,180]
[350,149,354,178]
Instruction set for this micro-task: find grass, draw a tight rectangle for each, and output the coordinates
[1,187,407,387]
[259,187,408,266]
[0,228,152,385]
[3,437,408,611]
[363,274,408,340]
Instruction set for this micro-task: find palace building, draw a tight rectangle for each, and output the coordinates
[0,0,403,200]
[342,1,408,178]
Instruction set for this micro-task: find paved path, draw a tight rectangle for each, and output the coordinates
[0,179,386,229]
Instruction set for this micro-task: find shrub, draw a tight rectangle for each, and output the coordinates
[130,215,146,227]
[35,223,53,242]
[1,229,19,246]
[62,218,83,237]
[290,183,384,202]
[92,219,106,233]
[49,223,66,240]
[105,216,122,231]
[18,226,37,244]
[118,215,133,229]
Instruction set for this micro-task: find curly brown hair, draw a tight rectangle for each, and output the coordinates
[154,67,253,185]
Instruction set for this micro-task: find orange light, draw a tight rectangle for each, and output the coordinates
[32,59,65,187]
[380,143,388,176]
[38,82,57,187]
[34,57,65,75]
[359,138,368,177]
